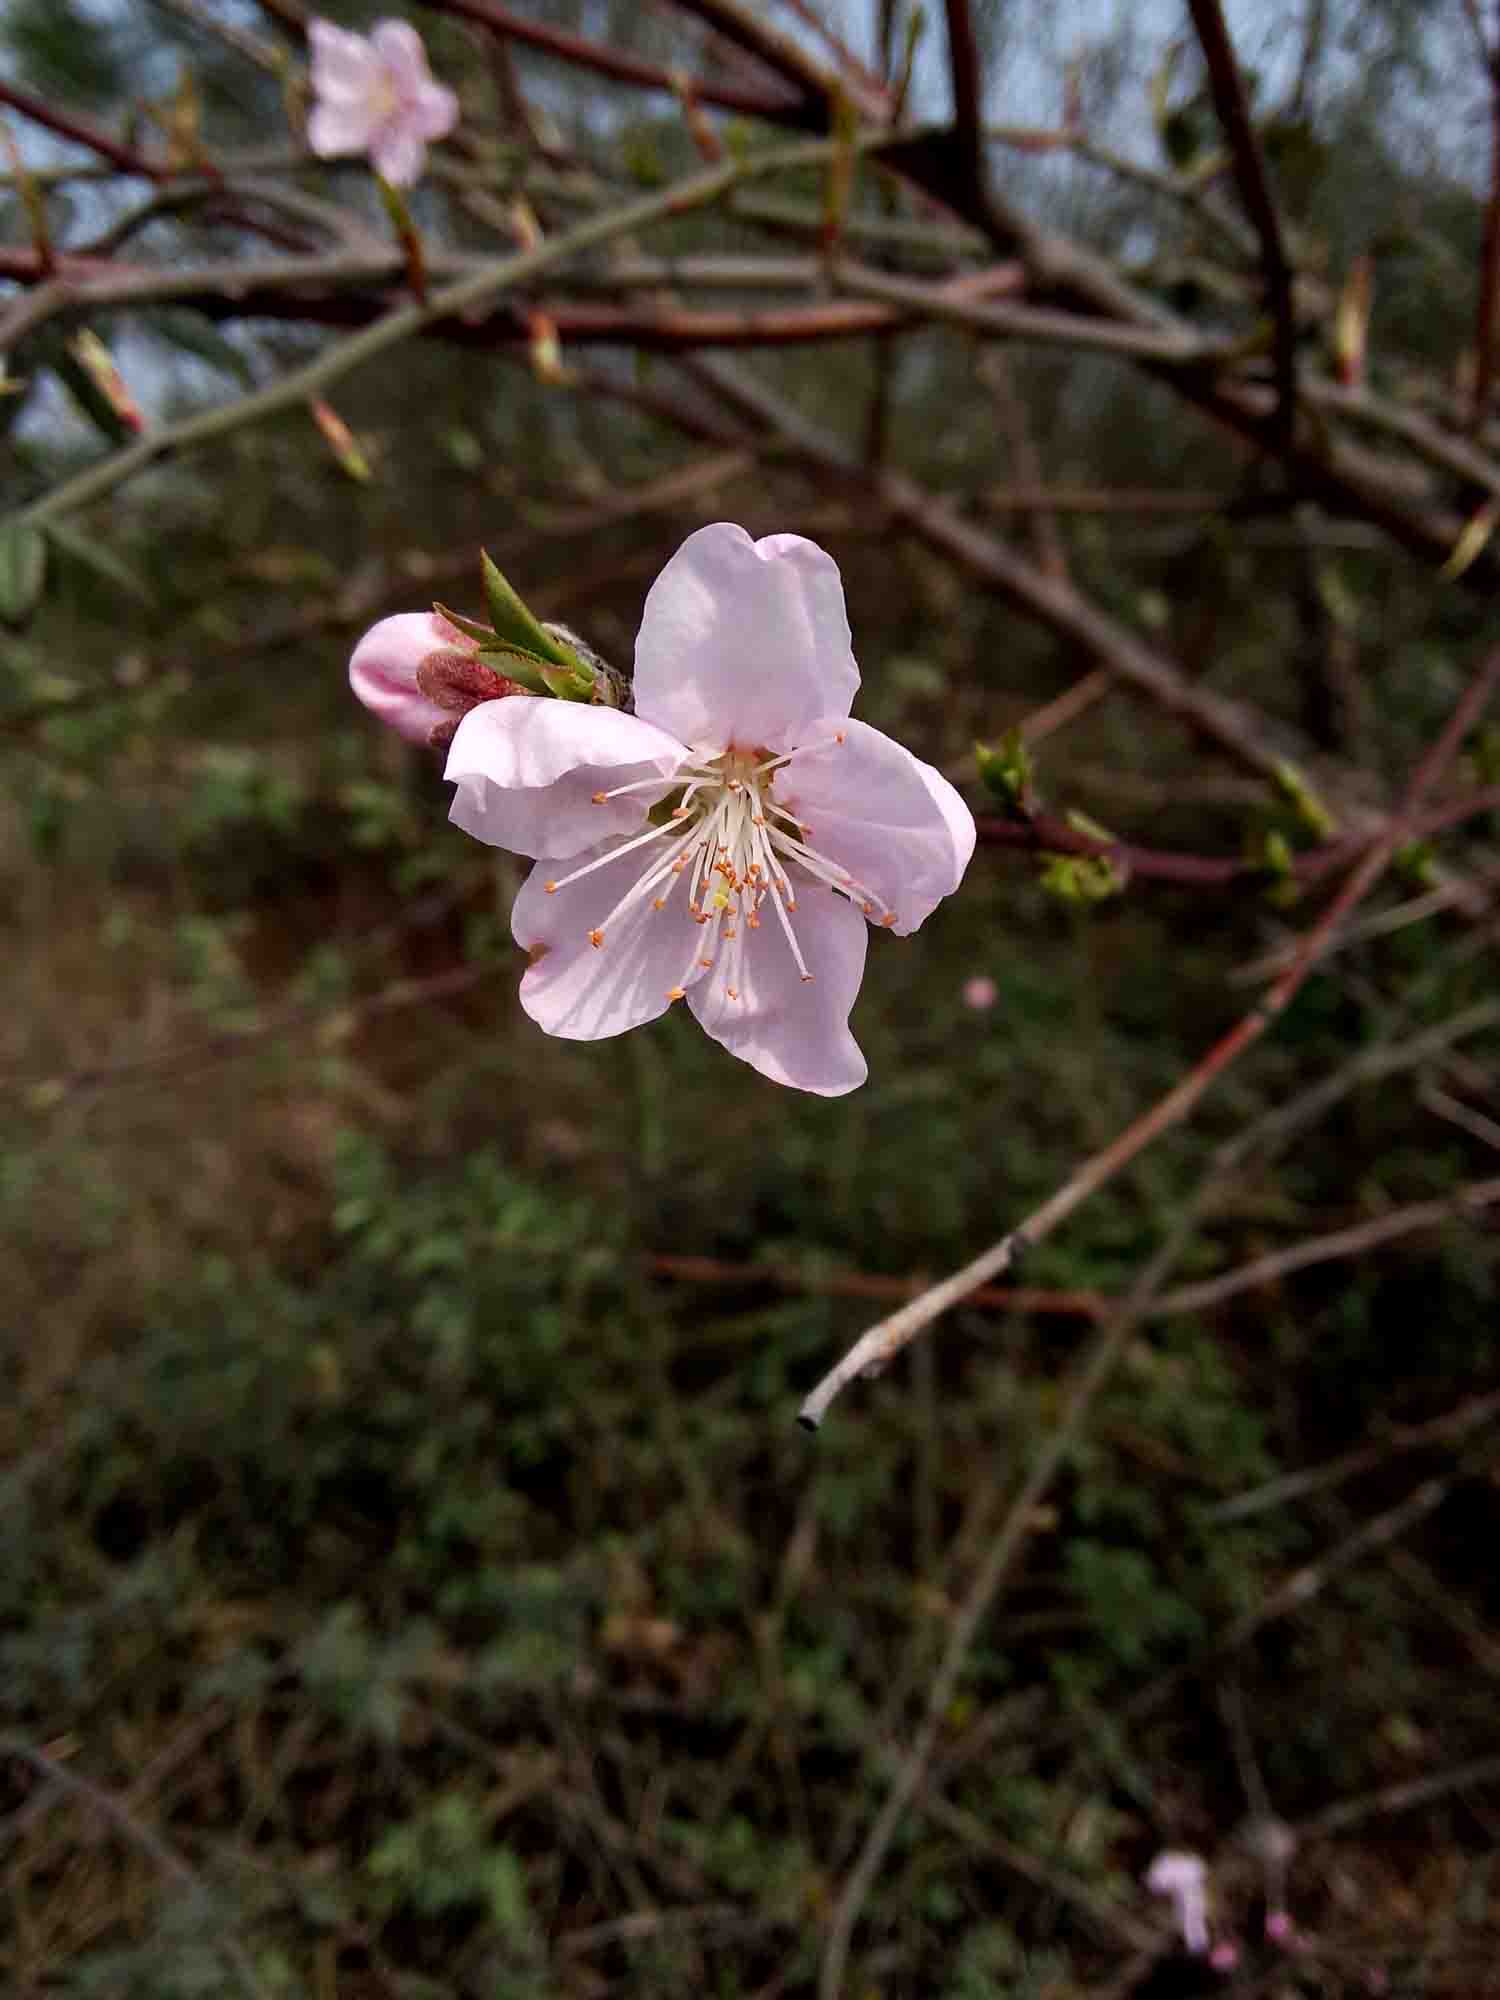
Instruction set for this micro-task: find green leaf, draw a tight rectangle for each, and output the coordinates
[45,519,153,603]
[0,521,48,626]
[480,550,569,665]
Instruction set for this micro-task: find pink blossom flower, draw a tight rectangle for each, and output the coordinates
[395,523,975,1094]
[307,18,458,187]
[963,974,997,1011]
[1208,1940,1240,1973]
[1146,1850,1210,1955]
[349,610,468,744]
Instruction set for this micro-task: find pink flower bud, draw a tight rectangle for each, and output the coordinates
[1208,1940,1240,1973]
[963,975,998,1011]
[349,610,466,743]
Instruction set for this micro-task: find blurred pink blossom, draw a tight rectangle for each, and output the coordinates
[308,18,458,186]
[1208,1940,1240,1973]
[962,974,997,1011]
[1146,1850,1209,1955]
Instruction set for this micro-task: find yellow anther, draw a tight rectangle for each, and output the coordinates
[588,928,605,949]
[544,880,559,894]
[667,985,685,1001]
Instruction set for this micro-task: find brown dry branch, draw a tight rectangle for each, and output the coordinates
[0,1736,270,1999]
[1185,0,1298,444]
[1152,1175,1500,1318]
[798,642,1500,1433]
[1207,1387,1500,1523]
[1296,1753,1500,1841]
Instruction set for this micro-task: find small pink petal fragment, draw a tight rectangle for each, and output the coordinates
[1146,1851,1210,1956]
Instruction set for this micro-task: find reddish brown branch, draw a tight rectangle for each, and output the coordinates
[424,0,816,126]
[942,0,985,179]
[799,640,1500,1427]
[648,1254,1106,1319]
[975,787,1500,887]
[0,78,167,180]
[1184,0,1297,447]
[1472,39,1500,430]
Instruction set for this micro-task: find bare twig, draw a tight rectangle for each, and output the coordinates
[797,644,1500,1429]
[1421,1083,1500,1152]
[1296,1753,1500,1839]
[425,0,816,125]
[0,1735,270,1999]
[648,1252,1105,1318]
[816,1205,1209,1997]
[1184,0,1297,446]
[0,77,167,179]
[1152,1175,1500,1319]
[1207,1387,1500,1523]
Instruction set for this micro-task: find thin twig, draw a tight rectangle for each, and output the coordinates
[1151,1175,1500,1319]
[816,1205,1211,1997]
[797,644,1500,1429]
[1296,1754,1500,1840]
[1184,0,1297,447]
[1207,1387,1500,1523]
[425,0,817,125]
[0,1735,270,1999]
[1421,1084,1500,1153]
[4,132,898,535]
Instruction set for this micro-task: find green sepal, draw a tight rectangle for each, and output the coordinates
[431,602,496,647]
[432,602,497,646]
[1038,850,1123,905]
[975,729,1033,816]
[0,520,48,627]
[480,551,569,666]
[474,644,553,696]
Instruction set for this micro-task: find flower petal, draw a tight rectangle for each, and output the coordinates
[369,123,426,186]
[349,611,452,742]
[689,876,867,1095]
[776,716,976,934]
[308,98,377,159]
[445,699,687,859]
[512,840,709,1040]
[411,80,460,142]
[370,18,430,92]
[308,20,378,96]
[632,522,859,755]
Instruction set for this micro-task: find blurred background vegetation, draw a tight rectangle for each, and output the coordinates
[3,0,1500,1994]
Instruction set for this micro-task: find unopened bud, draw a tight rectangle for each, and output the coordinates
[310,398,371,481]
[70,331,145,433]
